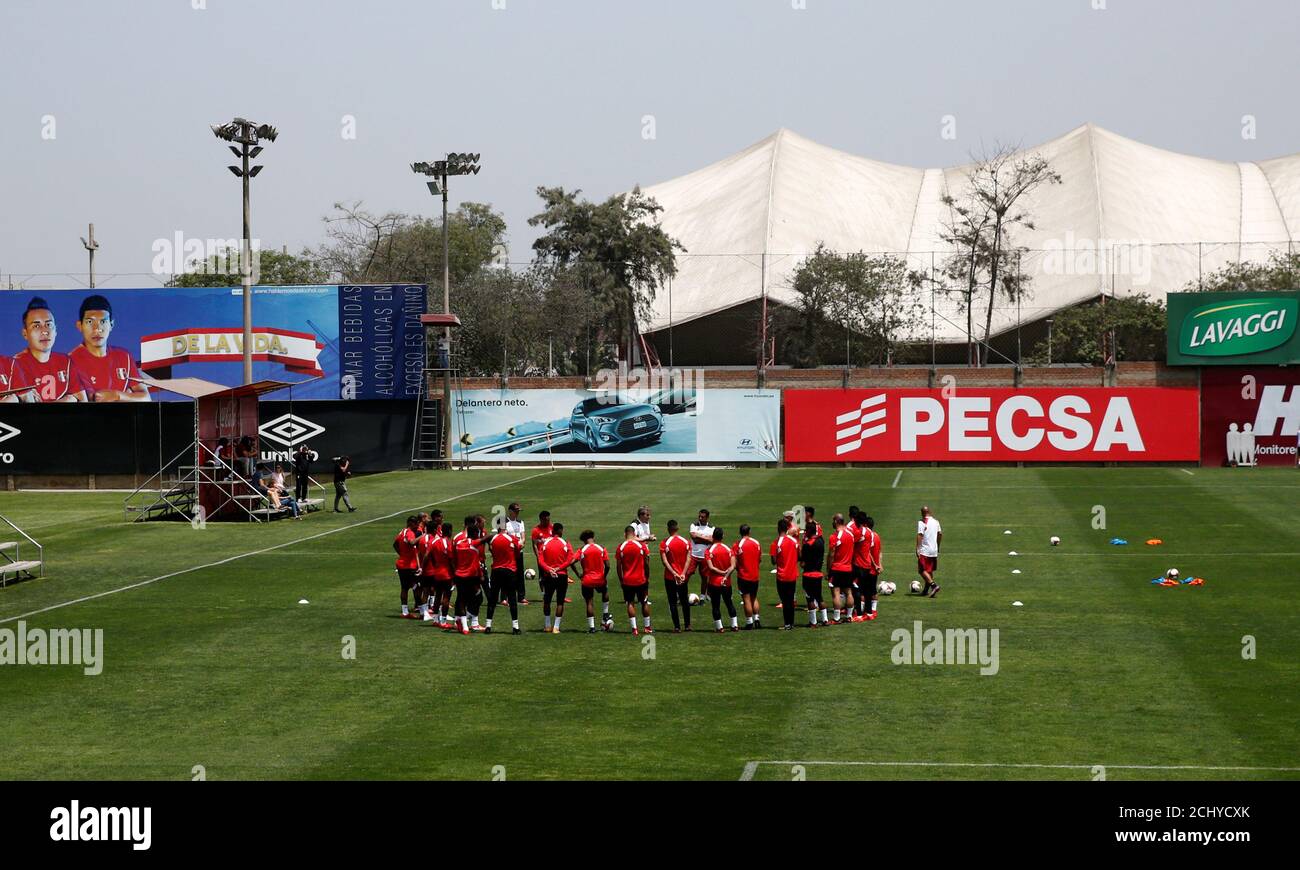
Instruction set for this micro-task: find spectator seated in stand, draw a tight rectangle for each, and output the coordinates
[252,462,301,519]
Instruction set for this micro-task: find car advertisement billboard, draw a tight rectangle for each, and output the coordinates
[784,387,1201,462]
[451,388,781,463]
[1201,367,1300,467]
[1166,291,1300,366]
[0,284,425,403]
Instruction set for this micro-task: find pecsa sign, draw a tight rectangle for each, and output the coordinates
[1179,298,1297,357]
[784,388,1200,462]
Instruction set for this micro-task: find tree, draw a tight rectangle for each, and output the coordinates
[167,247,328,287]
[1024,294,1167,366]
[528,186,683,364]
[940,145,1061,365]
[311,200,507,289]
[1186,250,1300,294]
[777,244,926,368]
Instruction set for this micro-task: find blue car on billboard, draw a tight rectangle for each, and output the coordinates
[569,395,663,451]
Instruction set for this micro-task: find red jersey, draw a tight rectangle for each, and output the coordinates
[851,522,873,569]
[539,535,574,576]
[452,536,486,578]
[0,355,18,396]
[771,533,800,581]
[393,528,420,570]
[68,346,142,398]
[422,534,453,581]
[530,523,552,556]
[829,528,855,573]
[11,350,83,402]
[732,536,762,582]
[869,529,883,573]
[489,531,522,570]
[577,542,608,586]
[616,539,649,585]
[704,542,734,587]
[659,534,691,581]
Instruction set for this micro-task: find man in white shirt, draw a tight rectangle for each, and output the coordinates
[688,508,715,600]
[915,505,942,598]
[632,504,656,581]
[505,502,528,604]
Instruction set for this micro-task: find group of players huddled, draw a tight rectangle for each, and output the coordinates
[392,502,944,635]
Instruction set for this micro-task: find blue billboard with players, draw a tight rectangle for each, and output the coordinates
[0,284,425,403]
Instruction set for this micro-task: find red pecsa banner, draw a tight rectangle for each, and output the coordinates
[1201,367,1300,467]
[784,387,1200,462]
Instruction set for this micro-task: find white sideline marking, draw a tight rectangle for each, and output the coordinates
[1180,469,1195,476]
[891,470,903,489]
[0,470,556,626]
[739,760,1300,780]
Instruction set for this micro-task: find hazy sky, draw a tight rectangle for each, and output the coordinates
[2,0,1296,287]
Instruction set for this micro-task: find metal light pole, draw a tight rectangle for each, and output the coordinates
[80,224,99,289]
[412,154,481,461]
[212,118,278,384]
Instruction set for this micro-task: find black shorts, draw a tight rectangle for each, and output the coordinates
[433,579,454,597]
[490,566,516,592]
[621,583,648,603]
[542,572,566,592]
[738,579,759,597]
[853,565,868,585]
[581,583,607,600]
[453,575,481,594]
[802,576,824,601]
[831,569,856,589]
[398,568,419,590]
[866,571,880,595]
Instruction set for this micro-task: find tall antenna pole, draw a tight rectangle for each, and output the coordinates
[80,223,99,289]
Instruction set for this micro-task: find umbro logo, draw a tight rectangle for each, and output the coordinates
[835,394,887,456]
[0,421,20,445]
[258,413,325,448]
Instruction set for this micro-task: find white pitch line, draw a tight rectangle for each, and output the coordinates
[1180,468,1196,476]
[892,470,903,489]
[739,760,1300,780]
[0,470,557,626]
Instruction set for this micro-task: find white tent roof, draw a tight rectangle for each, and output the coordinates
[638,125,1300,340]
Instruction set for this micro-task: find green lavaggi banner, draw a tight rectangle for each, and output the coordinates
[1166,291,1300,365]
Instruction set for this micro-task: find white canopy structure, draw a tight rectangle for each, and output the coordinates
[637,125,1300,362]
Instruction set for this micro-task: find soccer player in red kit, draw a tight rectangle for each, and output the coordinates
[573,530,610,634]
[530,510,555,601]
[12,298,87,403]
[486,524,523,634]
[659,519,693,632]
[393,516,422,619]
[705,527,739,632]
[771,518,801,630]
[827,514,856,624]
[616,526,652,635]
[857,515,883,622]
[422,522,455,627]
[69,295,150,402]
[451,520,487,635]
[538,522,574,633]
[733,524,763,630]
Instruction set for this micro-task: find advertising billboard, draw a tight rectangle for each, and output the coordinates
[1201,367,1300,467]
[0,284,425,403]
[1166,291,1300,366]
[784,387,1201,462]
[452,388,781,463]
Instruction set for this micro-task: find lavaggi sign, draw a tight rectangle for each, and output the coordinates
[1167,291,1300,365]
[452,389,780,463]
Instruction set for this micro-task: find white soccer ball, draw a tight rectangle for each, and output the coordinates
[1167,568,1180,580]
[523,568,537,580]
[910,580,923,594]
[878,581,896,596]
[688,592,701,606]
[1050,536,1061,546]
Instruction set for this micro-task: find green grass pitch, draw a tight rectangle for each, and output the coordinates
[1,467,1297,781]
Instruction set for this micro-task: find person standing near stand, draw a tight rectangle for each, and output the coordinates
[333,455,356,513]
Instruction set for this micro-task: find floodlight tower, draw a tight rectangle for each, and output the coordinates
[211,118,279,384]
[411,153,482,462]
